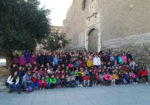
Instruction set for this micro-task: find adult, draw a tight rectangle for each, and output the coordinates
[138,66,149,84]
[22,70,32,92]
[7,71,20,94]
[93,54,101,68]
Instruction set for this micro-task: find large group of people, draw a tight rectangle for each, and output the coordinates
[7,49,149,94]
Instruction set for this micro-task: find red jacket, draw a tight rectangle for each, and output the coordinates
[96,75,100,81]
[31,76,39,83]
[39,80,47,85]
[141,70,148,76]
[83,76,90,80]
[137,70,149,78]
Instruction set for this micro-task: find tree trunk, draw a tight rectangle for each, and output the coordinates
[2,50,13,71]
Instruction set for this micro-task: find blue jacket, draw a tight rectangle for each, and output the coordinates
[119,56,123,64]
[53,57,59,65]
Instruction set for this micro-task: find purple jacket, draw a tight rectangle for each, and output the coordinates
[13,57,20,64]
[20,57,26,66]
[29,56,36,65]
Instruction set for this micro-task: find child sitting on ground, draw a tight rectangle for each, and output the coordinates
[83,74,90,87]
[50,75,57,88]
[39,76,47,90]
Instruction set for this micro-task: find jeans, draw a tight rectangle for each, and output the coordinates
[140,76,148,82]
[66,81,72,87]
[46,83,51,87]
[32,82,39,89]
[22,81,32,90]
[9,84,20,92]
[77,81,81,85]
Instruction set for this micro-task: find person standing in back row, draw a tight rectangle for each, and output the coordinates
[93,54,101,68]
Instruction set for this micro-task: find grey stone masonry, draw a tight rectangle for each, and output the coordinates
[102,33,150,70]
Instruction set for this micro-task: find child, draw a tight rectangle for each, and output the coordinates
[20,55,26,66]
[104,72,112,86]
[60,75,67,88]
[71,74,76,87]
[39,76,47,90]
[45,74,51,88]
[113,73,119,84]
[130,71,136,84]
[39,68,44,76]
[74,69,79,77]
[79,68,84,77]
[76,74,83,87]
[87,56,93,68]
[123,72,130,84]
[66,74,71,87]
[50,75,57,88]
[31,73,39,89]
[56,75,61,88]
[99,73,104,85]
[96,72,100,86]
[91,72,96,86]
[111,73,115,86]
[83,74,90,87]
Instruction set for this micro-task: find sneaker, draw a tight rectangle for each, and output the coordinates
[26,90,29,93]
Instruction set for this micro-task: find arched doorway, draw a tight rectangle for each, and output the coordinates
[88,29,98,52]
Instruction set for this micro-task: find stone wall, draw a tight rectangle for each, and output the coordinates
[101,0,150,43]
[102,33,150,69]
[63,0,87,49]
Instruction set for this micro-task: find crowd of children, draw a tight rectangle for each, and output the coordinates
[7,50,149,94]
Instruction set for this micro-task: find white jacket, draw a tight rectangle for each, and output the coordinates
[93,57,101,66]
[7,76,20,85]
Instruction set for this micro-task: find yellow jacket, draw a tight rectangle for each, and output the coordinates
[87,59,93,67]
[113,74,119,80]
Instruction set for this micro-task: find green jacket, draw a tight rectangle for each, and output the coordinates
[74,72,79,77]
[50,78,57,83]
[46,77,50,83]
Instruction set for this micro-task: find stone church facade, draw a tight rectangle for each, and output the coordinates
[63,0,150,68]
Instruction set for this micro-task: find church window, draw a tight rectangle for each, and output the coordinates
[82,0,87,10]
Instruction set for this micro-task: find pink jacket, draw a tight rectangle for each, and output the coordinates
[96,75,100,81]
[39,70,44,76]
[104,74,112,80]
[122,56,127,63]
[130,73,136,79]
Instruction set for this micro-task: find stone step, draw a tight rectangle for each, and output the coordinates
[0,82,5,85]
[0,79,7,82]
[0,76,8,91]
[0,85,9,92]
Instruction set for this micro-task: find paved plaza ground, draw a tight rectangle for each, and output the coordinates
[0,84,150,105]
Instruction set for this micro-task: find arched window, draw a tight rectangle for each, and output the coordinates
[82,0,87,10]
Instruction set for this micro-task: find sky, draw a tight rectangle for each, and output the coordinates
[40,0,73,26]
